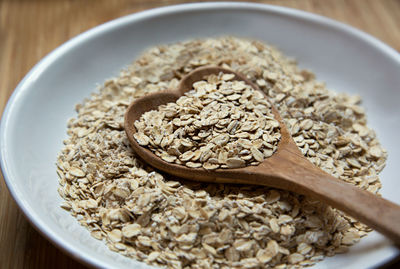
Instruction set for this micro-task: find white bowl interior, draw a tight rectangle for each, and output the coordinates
[1,3,400,268]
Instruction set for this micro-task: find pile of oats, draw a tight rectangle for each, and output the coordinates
[57,37,387,269]
[134,73,280,170]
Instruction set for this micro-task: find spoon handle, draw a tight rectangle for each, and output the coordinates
[256,154,400,245]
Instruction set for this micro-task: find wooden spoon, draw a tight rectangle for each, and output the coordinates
[125,66,400,244]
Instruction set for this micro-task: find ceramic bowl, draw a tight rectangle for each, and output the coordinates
[1,2,399,268]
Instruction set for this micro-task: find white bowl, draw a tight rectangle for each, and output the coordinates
[1,2,399,268]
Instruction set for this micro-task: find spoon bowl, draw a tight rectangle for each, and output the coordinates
[125,66,400,245]
[125,66,295,185]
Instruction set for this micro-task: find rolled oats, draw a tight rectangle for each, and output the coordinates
[57,37,387,269]
[134,73,280,169]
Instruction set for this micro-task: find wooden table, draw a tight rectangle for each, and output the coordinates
[0,0,399,268]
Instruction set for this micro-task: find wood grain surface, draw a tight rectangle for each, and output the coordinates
[0,0,399,268]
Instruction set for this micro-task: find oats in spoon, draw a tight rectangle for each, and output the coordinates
[133,72,281,169]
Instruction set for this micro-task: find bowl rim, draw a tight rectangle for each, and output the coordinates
[1,2,400,268]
